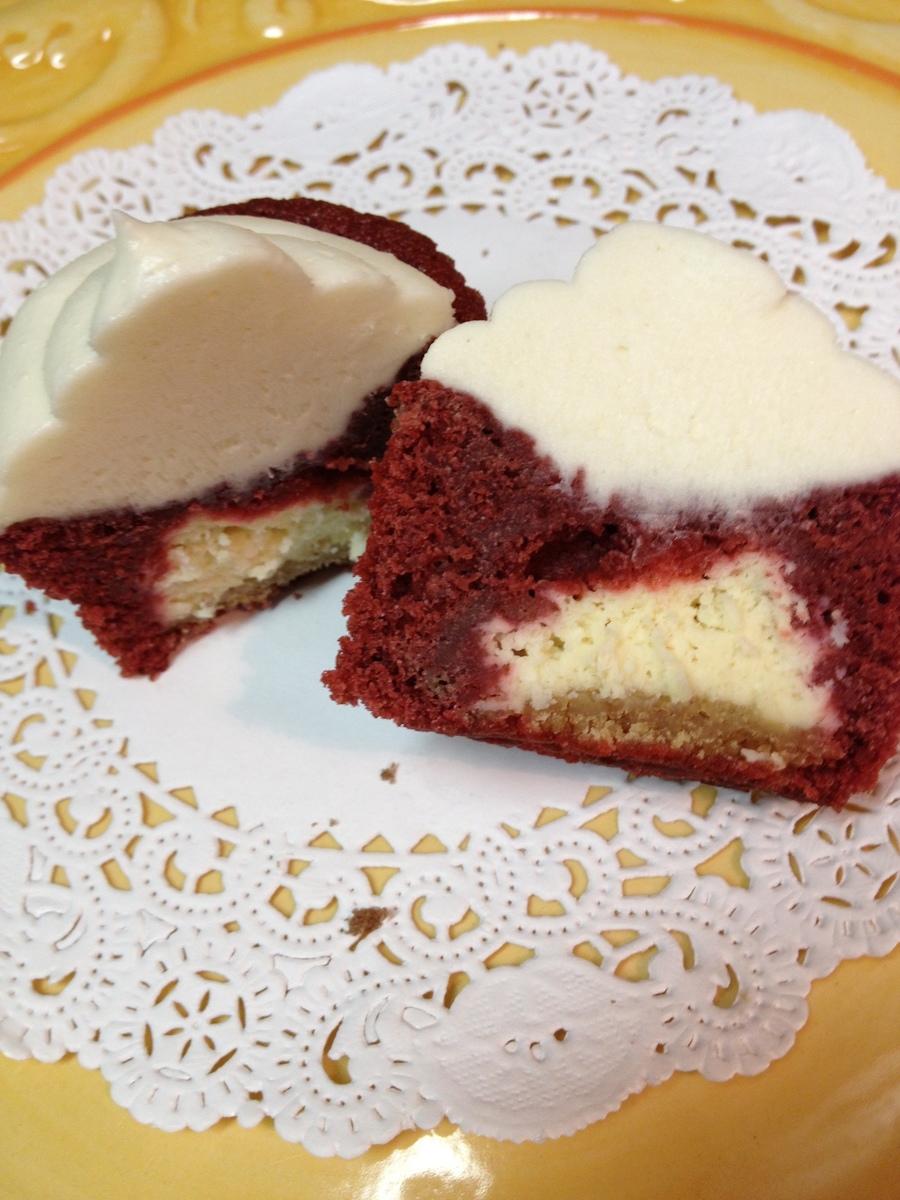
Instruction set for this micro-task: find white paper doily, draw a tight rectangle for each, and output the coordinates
[1,42,899,1159]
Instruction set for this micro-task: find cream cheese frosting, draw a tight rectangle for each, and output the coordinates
[421,221,900,512]
[0,212,456,526]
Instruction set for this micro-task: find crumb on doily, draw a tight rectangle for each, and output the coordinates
[380,762,398,783]
[346,906,394,946]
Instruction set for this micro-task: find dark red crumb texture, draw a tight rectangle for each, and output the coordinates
[1,469,369,678]
[325,381,900,808]
[0,198,486,677]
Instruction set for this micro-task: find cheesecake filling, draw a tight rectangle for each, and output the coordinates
[158,494,370,625]
[479,554,836,761]
[0,212,456,527]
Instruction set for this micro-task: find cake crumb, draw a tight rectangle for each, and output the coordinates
[380,762,399,783]
[346,906,394,948]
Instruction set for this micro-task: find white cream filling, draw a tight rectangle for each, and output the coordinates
[480,554,834,732]
[159,498,370,624]
[422,221,900,512]
[0,212,456,526]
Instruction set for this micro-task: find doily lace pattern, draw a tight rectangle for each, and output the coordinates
[0,43,899,1158]
[2,43,898,368]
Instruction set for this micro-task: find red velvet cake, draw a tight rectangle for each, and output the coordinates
[326,222,900,808]
[0,197,485,676]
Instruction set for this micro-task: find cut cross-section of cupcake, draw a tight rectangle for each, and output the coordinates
[0,197,485,676]
[326,221,900,808]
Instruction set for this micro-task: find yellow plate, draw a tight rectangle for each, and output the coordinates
[1,4,899,1198]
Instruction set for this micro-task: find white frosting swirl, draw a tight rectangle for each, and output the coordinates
[0,212,455,526]
[422,222,900,511]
